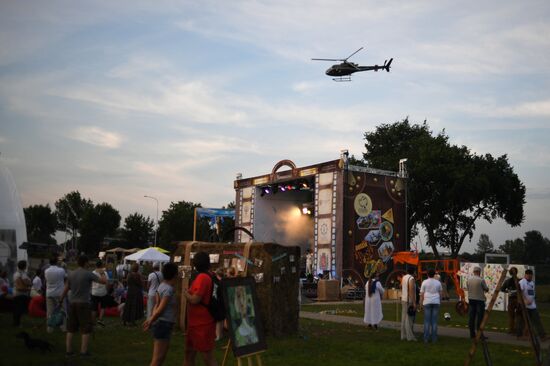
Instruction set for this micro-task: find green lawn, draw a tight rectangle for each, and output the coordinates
[0,312,538,366]
[302,300,550,334]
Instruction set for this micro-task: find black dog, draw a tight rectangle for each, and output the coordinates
[16,331,53,352]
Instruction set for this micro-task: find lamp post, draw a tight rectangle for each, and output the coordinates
[144,195,159,247]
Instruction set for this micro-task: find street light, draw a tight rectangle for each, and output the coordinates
[144,195,159,247]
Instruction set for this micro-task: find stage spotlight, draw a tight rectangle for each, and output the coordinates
[280,185,286,192]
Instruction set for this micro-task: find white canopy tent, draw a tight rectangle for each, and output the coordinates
[123,247,170,264]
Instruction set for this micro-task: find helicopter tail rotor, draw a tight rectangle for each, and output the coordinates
[385,58,393,72]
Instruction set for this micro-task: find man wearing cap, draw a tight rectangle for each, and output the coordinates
[519,269,546,340]
[467,266,489,338]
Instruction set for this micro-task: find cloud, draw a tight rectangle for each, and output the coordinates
[526,187,550,200]
[452,99,550,120]
[69,126,123,149]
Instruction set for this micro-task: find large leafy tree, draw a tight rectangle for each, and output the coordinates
[158,200,202,252]
[24,204,57,244]
[122,213,154,247]
[55,191,93,248]
[499,231,550,264]
[499,238,525,263]
[523,230,550,264]
[475,234,494,256]
[79,202,121,255]
[360,118,526,257]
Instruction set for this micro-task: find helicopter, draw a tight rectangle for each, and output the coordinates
[312,47,393,82]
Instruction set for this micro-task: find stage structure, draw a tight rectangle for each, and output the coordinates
[233,153,408,284]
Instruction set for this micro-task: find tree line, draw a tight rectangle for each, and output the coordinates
[467,231,550,265]
[23,191,234,256]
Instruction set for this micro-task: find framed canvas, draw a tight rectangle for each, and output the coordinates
[222,276,267,357]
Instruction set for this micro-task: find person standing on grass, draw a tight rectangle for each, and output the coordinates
[363,273,384,330]
[45,255,67,333]
[147,263,163,318]
[420,269,442,343]
[500,267,520,335]
[91,260,108,327]
[183,251,218,366]
[31,268,43,297]
[400,267,417,341]
[143,262,178,366]
[123,262,144,326]
[518,269,547,340]
[466,266,488,339]
[60,255,107,357]
[13,260,32,327]
[214,267,225,341]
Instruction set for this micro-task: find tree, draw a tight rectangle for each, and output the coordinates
[475,234,494,256]
[55,191,93,249]
[122,213,154,247]
[360,118,526,257]
[79,202,121,255]
[158,201,202,252]
[523,230,550,264]
[24,204,57,244]
[499,238,525,263]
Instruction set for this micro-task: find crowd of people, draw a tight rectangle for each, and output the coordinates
[2,253,547,365]
[1,251,228,366]
[362,266,546,344]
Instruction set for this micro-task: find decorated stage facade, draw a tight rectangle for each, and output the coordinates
[233,155,408,285]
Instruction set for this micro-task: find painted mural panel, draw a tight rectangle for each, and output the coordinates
[316,248,331,274]
[317,218,332,245]
[318,188,333,215]
[343,170,406,286]
[318,172,333,186]
[242,201,252,224]
[242,187,253,200]
[459,263,534,312]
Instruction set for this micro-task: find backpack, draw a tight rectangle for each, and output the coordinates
[48,305,65,328]
[200,273,226,322]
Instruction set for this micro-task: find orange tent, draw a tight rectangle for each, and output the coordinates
[392,251,419,267]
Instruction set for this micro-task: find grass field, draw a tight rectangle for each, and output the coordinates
[0,313,537,366]
[302,300,550,334]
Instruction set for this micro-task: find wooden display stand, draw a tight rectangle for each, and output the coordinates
[222,243,265,366]
[317,279,340,301]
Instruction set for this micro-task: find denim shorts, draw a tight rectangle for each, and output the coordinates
[152,320,174,340]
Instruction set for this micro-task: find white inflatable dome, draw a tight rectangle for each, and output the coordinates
[0,159,27,274]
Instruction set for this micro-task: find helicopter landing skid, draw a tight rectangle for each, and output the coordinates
[333,76,352,82]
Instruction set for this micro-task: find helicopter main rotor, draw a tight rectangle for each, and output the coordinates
[311,47,364,62]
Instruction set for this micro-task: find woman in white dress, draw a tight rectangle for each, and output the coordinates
[364,274,385,330]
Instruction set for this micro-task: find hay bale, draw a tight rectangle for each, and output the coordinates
[173,241,300,337]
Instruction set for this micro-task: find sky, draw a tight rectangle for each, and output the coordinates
[1,1,549,253]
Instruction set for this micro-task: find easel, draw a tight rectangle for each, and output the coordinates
[464,268,544,366]
[221,242,265,366]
